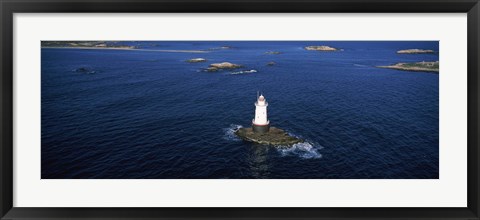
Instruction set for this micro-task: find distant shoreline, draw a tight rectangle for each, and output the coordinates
[41,46,209,53]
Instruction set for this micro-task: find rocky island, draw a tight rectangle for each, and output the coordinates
[378,61,439,73]
[304,45,338,51]
[235,127,303,146]
[397,49,435,54]
[205,62,242,72]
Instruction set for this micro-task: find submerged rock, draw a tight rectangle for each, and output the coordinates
[267,62,276,66]
[265,51,282,55]
[304,45,338,51]
[74,67,96,74]
[186,58,207,63]
[205,62,242,72]
[235,127,303,146]
[397,49,435,54]
[205,67,220,72]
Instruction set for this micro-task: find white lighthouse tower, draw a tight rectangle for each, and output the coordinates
[252,93,270,133]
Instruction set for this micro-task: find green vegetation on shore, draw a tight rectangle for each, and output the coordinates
[41,41,135,49]
[378,61,439,73]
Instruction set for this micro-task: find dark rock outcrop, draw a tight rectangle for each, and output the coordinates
[235,127,303,146]
[74,67,96,74]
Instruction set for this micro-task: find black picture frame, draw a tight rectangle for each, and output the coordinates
[1,0,479,219]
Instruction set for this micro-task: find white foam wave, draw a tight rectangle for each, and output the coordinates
[223,124,243,141]
[353,64,368,67]
[230,69,257,75]
[277,142,322,159]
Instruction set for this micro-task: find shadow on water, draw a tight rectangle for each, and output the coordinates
[247,144,272,178]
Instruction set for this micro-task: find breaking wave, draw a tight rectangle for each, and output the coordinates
[223,124,242,141]
[223,125,322,159]
[277,142,322,159]
[230,69,257,75]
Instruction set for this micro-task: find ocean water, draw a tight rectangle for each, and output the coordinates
[41,41,439,179]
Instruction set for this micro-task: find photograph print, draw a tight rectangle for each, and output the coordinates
[41,41,439,179]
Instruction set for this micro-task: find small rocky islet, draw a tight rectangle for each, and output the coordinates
[397,49,435,54]
[235,127,303,147]
[204,62,243,72]
[304,45,339,51]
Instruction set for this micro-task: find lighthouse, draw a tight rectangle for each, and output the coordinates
[252,94,270,133]
[235,93,302,145]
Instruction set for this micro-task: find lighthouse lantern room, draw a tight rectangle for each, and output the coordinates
[252,94,270,133]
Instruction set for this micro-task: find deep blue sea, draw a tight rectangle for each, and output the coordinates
[41,41,439,179]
